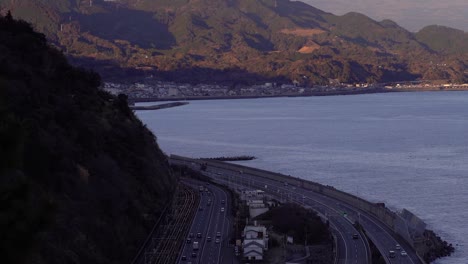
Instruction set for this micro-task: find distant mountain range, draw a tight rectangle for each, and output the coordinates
[1,0,467,85]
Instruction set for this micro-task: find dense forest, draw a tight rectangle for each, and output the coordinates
[0,13,176,264]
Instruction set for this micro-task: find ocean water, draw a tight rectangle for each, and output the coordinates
[136,91,468,263]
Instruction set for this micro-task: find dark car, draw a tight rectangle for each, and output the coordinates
[181,256,187,260]
[197,232,202,238]
[352,234,359,239]
[191,252,197,258]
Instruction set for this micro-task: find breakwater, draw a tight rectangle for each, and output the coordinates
[129,102,189,110]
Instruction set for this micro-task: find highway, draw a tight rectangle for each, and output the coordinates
[210,167,420,264]
[212,170,369,264]
[178,179,233,264]
[171,156,423,264]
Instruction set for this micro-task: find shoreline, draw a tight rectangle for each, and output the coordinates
[130,87,468,103]
[130,88,396,102]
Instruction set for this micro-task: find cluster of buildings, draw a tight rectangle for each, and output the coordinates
[102,79,468,102]
[238,189,274,262]
[102,81,380,101]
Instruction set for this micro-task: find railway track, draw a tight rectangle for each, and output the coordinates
[142,184,198,264]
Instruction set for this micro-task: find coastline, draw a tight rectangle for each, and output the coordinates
[130,87,468,103]
[130,88,396,102]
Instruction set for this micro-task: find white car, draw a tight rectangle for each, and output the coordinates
[396,244,401,250]
[220,207,225,212]
[401,250,408,256]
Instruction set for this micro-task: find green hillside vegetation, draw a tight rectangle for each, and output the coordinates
[255,203,330,244]
[0,13,176,264]
[416,25,468,54]
[1,0,467,84]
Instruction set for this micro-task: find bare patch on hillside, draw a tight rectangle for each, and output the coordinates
[298,42,321,53]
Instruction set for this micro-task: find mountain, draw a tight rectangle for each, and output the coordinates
[0,13,176,264]
[1,0,467,84]
[416,25,468,54]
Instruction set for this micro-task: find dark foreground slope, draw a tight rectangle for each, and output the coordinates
[0,13,176,264]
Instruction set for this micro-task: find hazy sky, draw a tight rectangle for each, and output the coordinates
[302,0,468,32]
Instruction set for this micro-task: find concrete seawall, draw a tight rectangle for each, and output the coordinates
[170,155,429,262]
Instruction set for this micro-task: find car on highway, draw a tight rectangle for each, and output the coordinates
[352,234,359,239]
[221,199,225,204]
[197,232,202,238]
[401,250,408,256]
[191,252,197,258]
[216,232,221,237]
[389,250,396,258]
[181,256,186,261]
[186,238,191,244]
[207,236,211,242]
[220,207,225,212]
[396,244,401,250]
[215,238,220,243]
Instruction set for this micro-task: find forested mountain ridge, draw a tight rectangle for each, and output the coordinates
[0,13,176,264]
[1,0,466,85]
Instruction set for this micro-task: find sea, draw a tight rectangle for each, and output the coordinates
[136,91,468,264]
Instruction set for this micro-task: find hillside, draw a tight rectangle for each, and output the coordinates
[0,13,176,264]
[1,0,467,84]
[416,25,468,54]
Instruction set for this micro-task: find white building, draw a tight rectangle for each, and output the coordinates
[243,225,269,261]
[243,240,265,261]
[244,225,267,240]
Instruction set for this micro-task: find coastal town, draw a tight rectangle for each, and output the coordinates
[102,80,468,102]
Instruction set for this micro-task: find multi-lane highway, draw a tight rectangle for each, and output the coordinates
[209,167,421,264]
[179,179,233,264]
[171,156,424,264]
[212,170,369,264]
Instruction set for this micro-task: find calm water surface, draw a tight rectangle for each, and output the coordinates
[137,92,468,263]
